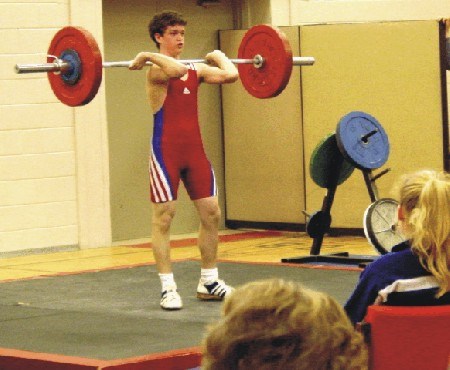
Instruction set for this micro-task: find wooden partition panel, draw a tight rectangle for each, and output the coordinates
[220,21,446,231]
[300,20,446,229]
[220,27,306,227]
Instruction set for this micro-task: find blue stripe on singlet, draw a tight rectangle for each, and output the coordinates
[153,108,164,146]
[152,108,172,192]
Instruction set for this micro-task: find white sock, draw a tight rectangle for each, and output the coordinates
[159,273,176,292]
[200,268,219,285]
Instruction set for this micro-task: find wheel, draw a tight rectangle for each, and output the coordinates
[363,198,406,254]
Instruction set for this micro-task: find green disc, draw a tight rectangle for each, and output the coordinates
[310,133,355,188]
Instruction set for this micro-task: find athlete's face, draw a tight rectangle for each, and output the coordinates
[157,25,185,58]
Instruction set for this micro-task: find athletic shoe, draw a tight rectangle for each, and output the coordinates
[197,279,234,300]
[160,286,183,310]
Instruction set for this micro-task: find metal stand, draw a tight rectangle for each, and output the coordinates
[281,252,375,266]
[282,160,377,266]
[281,180,376,267]
[281,111,391,267]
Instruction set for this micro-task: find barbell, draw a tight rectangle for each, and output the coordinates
[14,24,315,107]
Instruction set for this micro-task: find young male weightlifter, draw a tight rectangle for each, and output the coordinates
[129,11,239,310]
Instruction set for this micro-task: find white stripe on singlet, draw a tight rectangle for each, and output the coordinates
[150,149,173,202]
[375,275,440,304]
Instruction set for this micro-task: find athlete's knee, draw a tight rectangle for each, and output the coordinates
[152,203,176,233]
[200,203,221,228]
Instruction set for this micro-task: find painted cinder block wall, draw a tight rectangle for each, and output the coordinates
[0,0,109,254]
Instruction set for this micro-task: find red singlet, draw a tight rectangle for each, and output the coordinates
[149,64,217,203]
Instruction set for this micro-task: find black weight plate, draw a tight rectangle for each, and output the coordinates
[306,210,332,238]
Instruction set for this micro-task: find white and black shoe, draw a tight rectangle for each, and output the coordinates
[197,279,234,301]
[160,286,183,310]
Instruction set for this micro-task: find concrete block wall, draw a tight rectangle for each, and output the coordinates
[0,0,77,253]
[0,0,111,254]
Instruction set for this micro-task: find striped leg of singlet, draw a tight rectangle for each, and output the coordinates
[149,148,173,203]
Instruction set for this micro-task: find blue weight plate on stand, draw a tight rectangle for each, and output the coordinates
[336,111,390,170]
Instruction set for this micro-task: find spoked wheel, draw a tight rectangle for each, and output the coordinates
[363,198,406,254]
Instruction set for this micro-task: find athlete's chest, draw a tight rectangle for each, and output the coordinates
[168,69,198,95]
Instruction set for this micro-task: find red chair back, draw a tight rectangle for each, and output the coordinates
[364,305,450,370]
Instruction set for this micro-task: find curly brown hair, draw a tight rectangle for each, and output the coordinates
[148,11,187,49]
[202,278,368,370]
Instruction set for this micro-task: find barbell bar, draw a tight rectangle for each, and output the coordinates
[14,24,315,106]
[15,56,315,74]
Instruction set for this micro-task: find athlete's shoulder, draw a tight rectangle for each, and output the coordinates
[147,65,172,86]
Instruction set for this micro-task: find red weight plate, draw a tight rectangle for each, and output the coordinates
[238,25,293,99]
[47,26,102,107]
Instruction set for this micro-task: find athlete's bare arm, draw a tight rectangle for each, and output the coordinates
[196,50,239,84]
[129,52,189,113]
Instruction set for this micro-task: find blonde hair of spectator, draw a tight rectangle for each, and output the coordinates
[395,169,450,297]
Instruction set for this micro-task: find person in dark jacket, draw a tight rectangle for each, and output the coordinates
[345,169,450,324]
